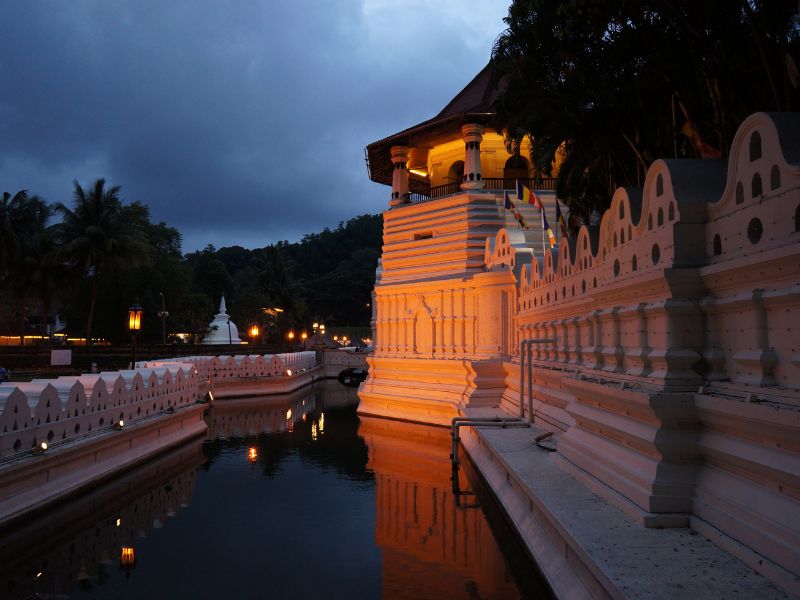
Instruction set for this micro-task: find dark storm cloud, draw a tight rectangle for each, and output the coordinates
[0,1,509,251]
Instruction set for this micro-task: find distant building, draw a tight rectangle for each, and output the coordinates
[203,296,242,344]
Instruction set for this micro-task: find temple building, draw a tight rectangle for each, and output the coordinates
[359,64,800,595]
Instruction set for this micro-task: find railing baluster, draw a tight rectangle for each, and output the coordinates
[403,178,558,205]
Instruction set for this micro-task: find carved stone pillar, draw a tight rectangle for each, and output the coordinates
[390,146,410,207]
[460,124,485,190]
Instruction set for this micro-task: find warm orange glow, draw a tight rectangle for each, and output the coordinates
[120,547,135,567]
[287,330,295,340]
[286,408,292,420]
[247,447,258,462]
[333,335,338,341]
[319,412,325,433]
[311,421,318,441]
[248,324,260,338]
[128,305,142,331]
[313,322,319,329]
[301,331,308,340]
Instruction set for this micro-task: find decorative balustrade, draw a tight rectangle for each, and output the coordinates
[407,178,559,206]
[0,351,318,459]
[486,113,800,393]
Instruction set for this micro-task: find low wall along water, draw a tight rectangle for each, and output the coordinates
[0,350,320,526]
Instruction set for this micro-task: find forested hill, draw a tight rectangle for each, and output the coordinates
[183,213,384,339]
[2,200,382,344]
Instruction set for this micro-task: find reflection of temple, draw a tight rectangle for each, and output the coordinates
[0,441,204,599]
[359,416,519,599]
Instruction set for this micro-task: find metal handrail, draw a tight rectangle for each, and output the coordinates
[449,416,529,497]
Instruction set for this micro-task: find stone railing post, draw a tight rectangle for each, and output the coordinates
[390,146,410,207]
[461,124,485,190]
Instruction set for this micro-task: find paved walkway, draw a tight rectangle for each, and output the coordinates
[460,407,792,599]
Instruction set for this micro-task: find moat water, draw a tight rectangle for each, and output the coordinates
[0,380,551,599]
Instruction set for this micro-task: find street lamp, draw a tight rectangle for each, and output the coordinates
[312,321,325,349]
[119,546,136,579]
[301,331,308,350]
[128,304,142,367]
[248,324,260,343]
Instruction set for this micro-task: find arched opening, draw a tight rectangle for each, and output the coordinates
[503,154,530,189]
[752,173,762,199]
[771,165,781,190]
[749,131,762,162]
[446,161,464,186]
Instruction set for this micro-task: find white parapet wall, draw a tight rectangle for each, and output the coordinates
[0,351,318,526]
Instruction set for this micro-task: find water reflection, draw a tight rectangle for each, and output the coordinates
[360,416,521,600]
[0,443,204,599]
[0,381,541,599]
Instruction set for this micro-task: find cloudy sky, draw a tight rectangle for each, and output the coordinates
[1,1,509,252]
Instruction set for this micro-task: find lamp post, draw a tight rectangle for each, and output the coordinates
[248,324,260,344]
[301,331,308,350]
[157,292,169,345]
[288,330,295,350]
[128,304,142,368]
[312,321,325,348]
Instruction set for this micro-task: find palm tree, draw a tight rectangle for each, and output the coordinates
[0,190,50,344]
[52,179,150,344]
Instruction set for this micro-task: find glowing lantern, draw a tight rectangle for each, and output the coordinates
[128,305,143,331]
[120,547,136,568]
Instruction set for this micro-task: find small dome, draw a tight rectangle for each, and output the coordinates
[203,296,243,344]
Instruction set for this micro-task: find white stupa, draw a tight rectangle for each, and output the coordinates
[203,296,242,344]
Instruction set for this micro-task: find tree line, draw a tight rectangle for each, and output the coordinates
[0,179,382,345]
[491,0,799,223]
